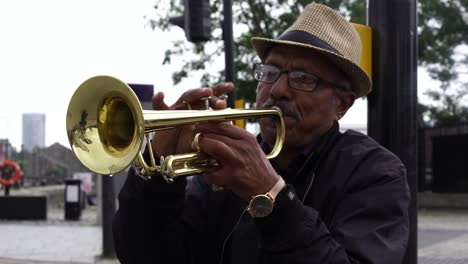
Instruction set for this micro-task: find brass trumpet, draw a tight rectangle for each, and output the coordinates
[66,75,285,182]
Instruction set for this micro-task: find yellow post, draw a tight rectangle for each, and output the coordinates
[352,23,372,79]
[234,99,246,128]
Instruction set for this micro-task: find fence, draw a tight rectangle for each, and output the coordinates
[418,122,468,192]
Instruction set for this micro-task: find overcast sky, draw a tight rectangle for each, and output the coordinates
[0,0,186,150]
[0,0,433,151]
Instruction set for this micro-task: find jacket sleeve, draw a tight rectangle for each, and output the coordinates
[254,153,410,263]
[113,168,216,264]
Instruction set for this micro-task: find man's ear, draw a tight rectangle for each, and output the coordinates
[335,91,356,120]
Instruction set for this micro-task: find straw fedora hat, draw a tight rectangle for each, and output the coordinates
[251,3,372,98]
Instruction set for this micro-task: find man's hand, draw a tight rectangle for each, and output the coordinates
[195,122,280,201]
[150,83,234,159]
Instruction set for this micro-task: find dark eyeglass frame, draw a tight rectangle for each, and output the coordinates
[253,63,348,92]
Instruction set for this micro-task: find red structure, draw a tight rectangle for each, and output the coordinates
[0,160,23,195]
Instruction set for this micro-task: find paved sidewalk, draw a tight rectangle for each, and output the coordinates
[0,259,117,264]
[1,208,468,263]
[0,208,103,264]
[0,223,100,263]
[418,209,468,264]
[0,259,118,264]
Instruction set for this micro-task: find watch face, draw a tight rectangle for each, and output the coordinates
[248,195,274,217]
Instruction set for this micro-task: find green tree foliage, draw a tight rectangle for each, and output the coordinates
[147,0,365,103]
[418,0,468,125]
[148,0,468,125]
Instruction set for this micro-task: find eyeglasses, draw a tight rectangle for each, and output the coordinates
[253,63,348,92]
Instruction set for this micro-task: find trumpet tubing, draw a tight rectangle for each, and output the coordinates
[66,75,285,181]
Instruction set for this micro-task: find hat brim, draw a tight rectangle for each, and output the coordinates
[251,37,372,98]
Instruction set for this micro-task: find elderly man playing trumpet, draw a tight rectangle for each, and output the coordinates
[113,3,409,264]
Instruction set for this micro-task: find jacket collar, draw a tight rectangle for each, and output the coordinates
[258,121,340,159]
[258,121,341,182]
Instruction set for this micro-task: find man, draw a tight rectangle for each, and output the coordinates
[113,3,410,263]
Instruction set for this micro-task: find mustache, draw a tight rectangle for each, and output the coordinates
[260,99,302,121]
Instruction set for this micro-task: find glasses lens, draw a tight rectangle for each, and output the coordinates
[254,64,280,83]
[289,71,318,91]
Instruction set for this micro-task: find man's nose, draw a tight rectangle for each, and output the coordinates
[270,73,292,100]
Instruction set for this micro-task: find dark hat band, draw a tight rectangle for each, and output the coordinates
[278,30,341,55]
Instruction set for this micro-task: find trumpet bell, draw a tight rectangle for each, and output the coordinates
[66,75,145,175]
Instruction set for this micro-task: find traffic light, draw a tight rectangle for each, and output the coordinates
[169,0,211,43]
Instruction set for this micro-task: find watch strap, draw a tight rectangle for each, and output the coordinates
[266,176,286,201]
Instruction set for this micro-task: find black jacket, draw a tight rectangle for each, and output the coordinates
[113,126,410,264]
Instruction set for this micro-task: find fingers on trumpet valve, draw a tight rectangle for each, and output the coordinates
[180,97,211,110]
[192,132,203,152]
[208,94,228,110]
[182,100,192,110]
[200,97,212,110]
[180,92,227,111]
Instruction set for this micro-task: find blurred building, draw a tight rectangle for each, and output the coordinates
[22,113,46,151]
[23,142,91,186]
[0,139,12,163]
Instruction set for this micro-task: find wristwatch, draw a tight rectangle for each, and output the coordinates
[247,176,286,218]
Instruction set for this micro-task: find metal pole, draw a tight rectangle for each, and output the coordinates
[223,0,235,108]
[102,175,116,258]
[367,0,418,263]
